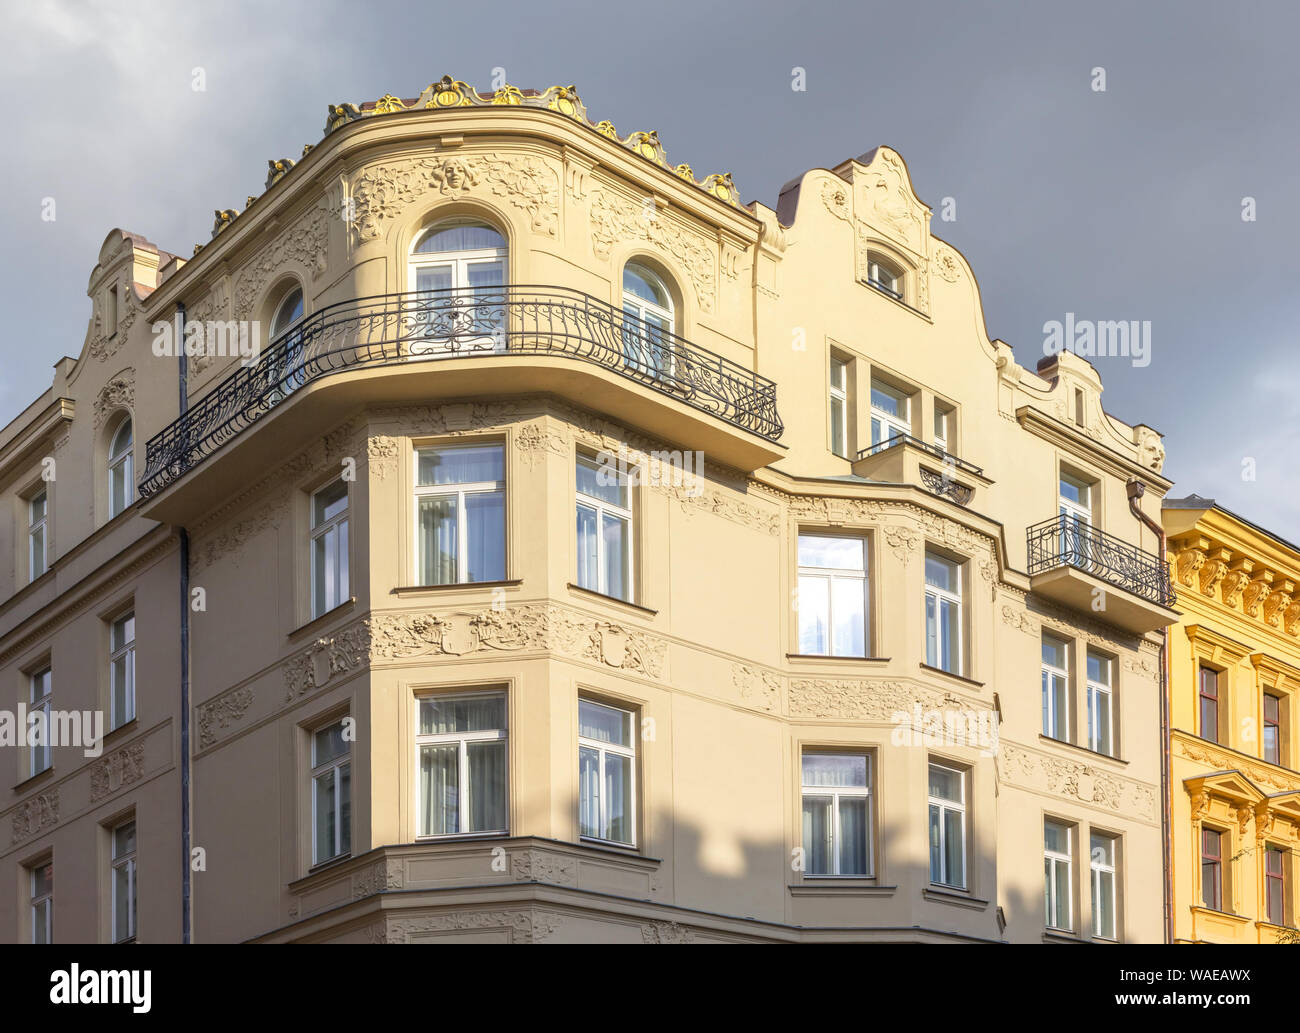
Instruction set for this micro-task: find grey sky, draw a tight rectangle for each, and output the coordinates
[4,0,1298,537]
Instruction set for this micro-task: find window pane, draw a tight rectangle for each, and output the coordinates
[831,577,866,656]
[313,722,348,765]
[838,796,868,875]
[601,512,630,600]
[113,863,132,941]
[576,454,627,507]
[30,526,46,576]
[1095,869,1116,937]
[1200,697,1218,742]
[416,265,453,293]
[113,822,136,858]
[1044,821,1069,854]
[578,746,601,839]
[1093,690,1112,755]
[1087,651,1109,686]
[925,553,956,592]
[313,526,335,616]
[111,614,135,651]
[798,574,829,654]
[939,598,957,672]
[314,769,337,860]
[1051,860,1070,927]
[943,809,964,886]
[1042,634,1068,669]
[312,480,348,526]
[802,752,867,788]
[32,864,52,899]
[465,490,505,582]
[579,700,632,747]
[870,381,906,418]
[576,503,599,591]
[419,744,460,836]
[417,495,458,585]
[1059,475,1089,507]
[929,765,961,803]
[928,803,942,882]
[467,740,507,832]
[418,445,503,486]
[415,222,505,253]
[798,535,864,571]
[624,265,669,307]
[112,654,132,726]
[33,899,51,945]
[339,762,351,855]
[830,395,845,455]
[419,696,506,735]
[604,752,634,844]
[925,593,938,667]
[804,796,833,876]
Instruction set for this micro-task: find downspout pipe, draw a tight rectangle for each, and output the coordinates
[1127,477,1173,945]
[176,302,192,944]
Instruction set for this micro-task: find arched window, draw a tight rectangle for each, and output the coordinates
[621,263,675,380]
[268,284,307,401]
[271,286,304,337]
[409,221,507,354]
[108,416,133,518]
[865,252,904,301]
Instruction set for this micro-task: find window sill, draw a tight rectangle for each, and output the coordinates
[13,767,55,794]
[103,718,138,749]
[789,880,896,897]
[566,583,657,617]
[923,886,989,911]
[919,663,985,689]
[391,579,522,599]
[579,835,640,853]
[307,853,353,877]
[787,654,891,664]
[1037,734,1128,765]
[1043,929,1084,944]
[288,597,357,641]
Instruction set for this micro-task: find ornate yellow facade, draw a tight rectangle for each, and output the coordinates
[1165,496,1300,943]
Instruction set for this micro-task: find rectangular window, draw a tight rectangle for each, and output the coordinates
[1091,833,1118,939]
[797,534,867,657]
[829,357,849,458]
[870,379,910,447]
[1266,846,1286,926]
[110,612,136,730]
[933,405,950,451]
[1041,634,1069,741]
[575,453,632,602]
[1086,651,1113,755]
[578,699,637,847]
[1201,827,1224,911]
[310,479,349,618]
[1058,473,1092,568]
[1264,692,1282,766]
[924,552,962,675]
[928,763,966,888]
[311,720,351,864]
[111,819,137,943]
[1044,820,1072,931]
[415,444,506,586]
[1199,667,1220,744]
[29,489,48,581]
[30,860,52,944]
[802,751,871,876]
[416,693,507,838]
[29,667,52,777]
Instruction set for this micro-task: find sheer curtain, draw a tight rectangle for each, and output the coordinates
[418,496,457,585]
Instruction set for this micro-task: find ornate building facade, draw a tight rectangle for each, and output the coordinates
[1164,497,1300,943]
[1,77,1175,943]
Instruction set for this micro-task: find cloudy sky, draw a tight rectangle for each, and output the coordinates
[4,0,1298,537]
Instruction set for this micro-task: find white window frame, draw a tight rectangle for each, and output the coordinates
[801,751,872,877]
[1044,819,1073,931]
[110,612,136,730]
[621,263,676,380]
[407,222,507,355]
[108,418,133,519]
[829,356,849,458]
[30,861,52,944]
[111,819,137,943]
[866,254,903,299]
[29,667,51,777]
[924,552,962,675]
[414,691,508,839]
[1041,633,1070,742]
[310,479,350,617]
[928,762,967,889]
[413,444,506,586]
[870,378,911,447]
[578,698,638,848]
[575,454,634,602]
[1059,473,1092,526]
[1091,833,1118,939]
[933,404,950,452]
[1087,651,1114,756]
[28,489,48,582]
[310,719,351,865]
[797,533,868,657]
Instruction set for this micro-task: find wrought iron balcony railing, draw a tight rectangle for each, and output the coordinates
[857,433,984,477]
[1027,516,1175,607]
[140,285,784,496]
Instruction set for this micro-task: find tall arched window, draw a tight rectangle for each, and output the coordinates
[409,221,507,354]
[269,285,306,399]
[621,263,675,379]
[108,416,133,518]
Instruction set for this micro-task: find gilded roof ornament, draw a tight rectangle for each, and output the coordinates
[625,131,665,165]
[701,173,738,204]
[372,93,407,114]
[491,85,525,106]
[212,209,239,238]
[266,158,295,189]
[542,84,584,119]
[674,163,694,180]
[594,120,618,139]
[421,76,474,108]
[325,103,362,133]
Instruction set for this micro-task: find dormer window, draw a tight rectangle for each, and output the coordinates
[866,253,904,300]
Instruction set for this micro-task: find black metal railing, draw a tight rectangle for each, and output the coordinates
[140,285,783,496]
[1027,516,1175,607]
[857,433,984,477]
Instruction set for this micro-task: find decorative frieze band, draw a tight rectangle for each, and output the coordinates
[999,741,1158,823]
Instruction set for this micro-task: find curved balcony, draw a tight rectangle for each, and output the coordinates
[139,286,784,498]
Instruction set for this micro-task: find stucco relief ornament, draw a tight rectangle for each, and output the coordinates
[1137,429,1166,474]
[93,369,135,428]
[820,178,851,222]
[932,245,962,282]
[1220,568,1251,608]
[1174,547,1205,588]
[1242,577,1272,617]
[430,157,479,194]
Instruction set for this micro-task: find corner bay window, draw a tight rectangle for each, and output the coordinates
[311,479,350,617]
[797,534,867,657]
[417,693,507,837]
[1044,819,1072,931]
[924,552,962,675]
[928,763,966,889]
[415,444,505,586]
[575,453,632,602]
[802,751,870,876]
[579,699,636,847]
[311,720,351,864]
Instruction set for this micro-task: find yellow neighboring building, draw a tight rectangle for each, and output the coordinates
[1165,496,1300,944]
